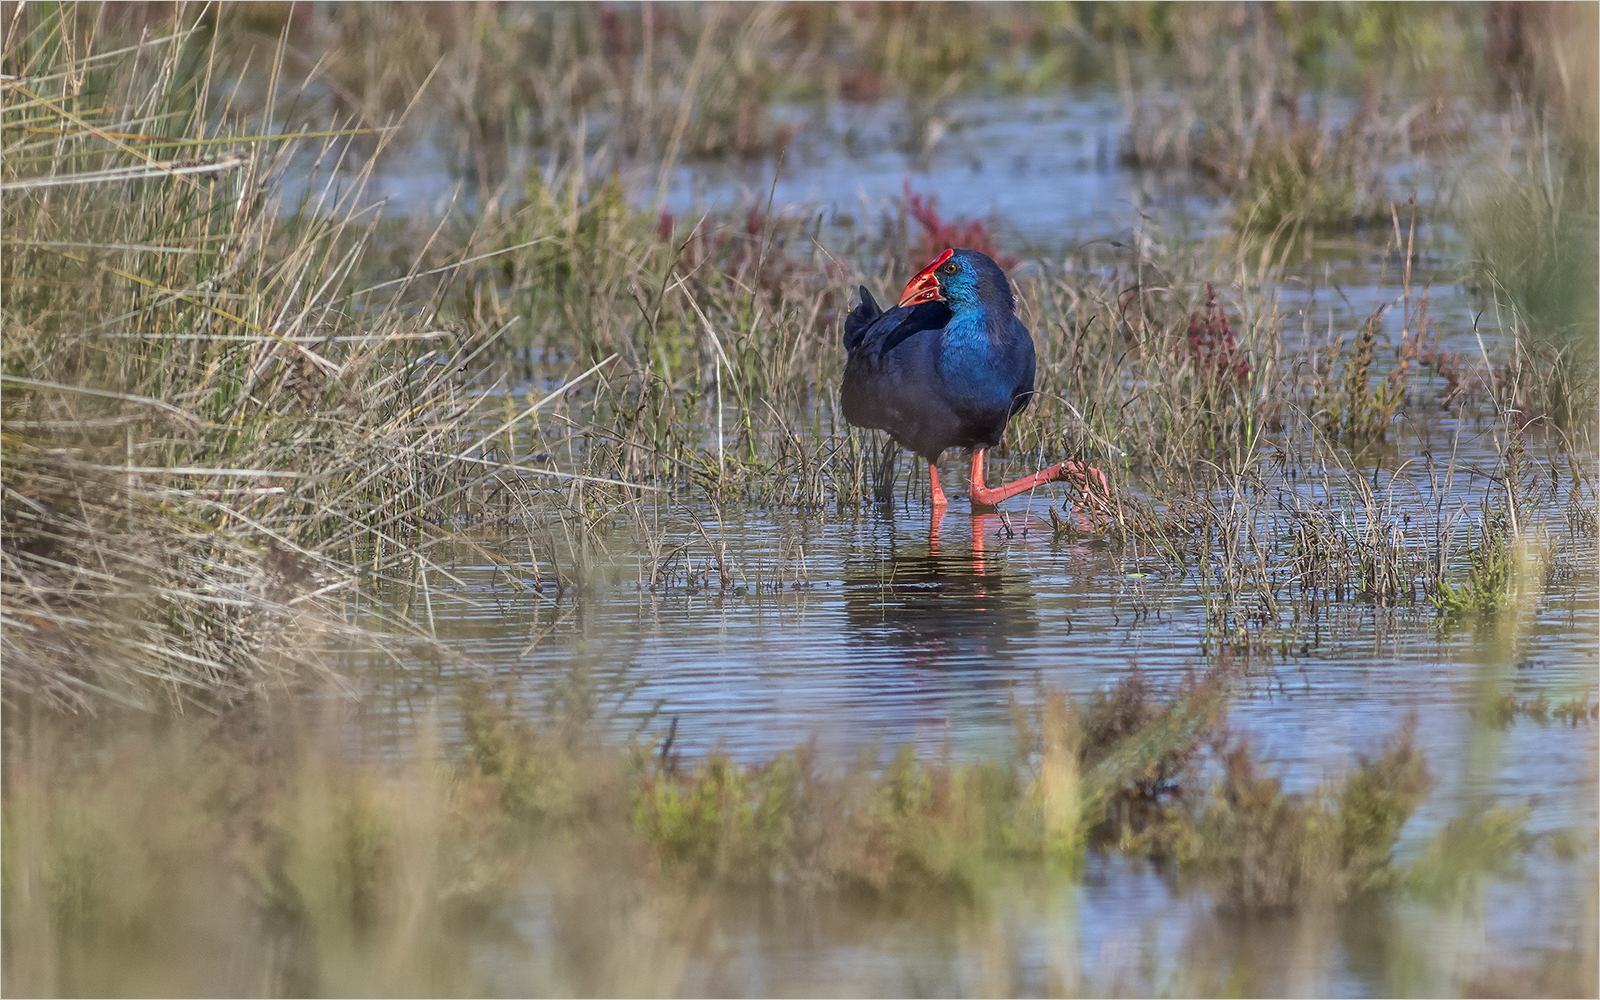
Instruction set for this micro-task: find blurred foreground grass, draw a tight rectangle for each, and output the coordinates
[12,668,1586,997]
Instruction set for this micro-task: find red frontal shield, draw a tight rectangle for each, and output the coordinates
[898,248,954,307]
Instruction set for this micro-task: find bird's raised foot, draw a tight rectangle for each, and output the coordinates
[1053,461,1113,516]
[968,467,1058,509]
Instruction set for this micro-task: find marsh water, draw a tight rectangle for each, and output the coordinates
[371,484,1596,994]
[344,90,1596,995]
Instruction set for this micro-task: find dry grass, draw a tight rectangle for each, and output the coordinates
[0,13,628,708]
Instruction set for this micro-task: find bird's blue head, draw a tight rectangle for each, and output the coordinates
[897,248,1013,312]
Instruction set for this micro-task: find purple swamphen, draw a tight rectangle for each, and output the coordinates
[841,247,1109,512]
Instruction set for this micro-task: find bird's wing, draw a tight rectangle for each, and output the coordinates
[842,286,882,352]
[846,300,953,362]
[1006,313,1038,418]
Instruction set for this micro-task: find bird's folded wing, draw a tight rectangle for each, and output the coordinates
[847,301,953,362]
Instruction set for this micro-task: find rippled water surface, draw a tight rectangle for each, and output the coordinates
[360,440,1596,994]
[334,88,1596,996]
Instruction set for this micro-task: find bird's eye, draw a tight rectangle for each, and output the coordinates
[944,262,958,274]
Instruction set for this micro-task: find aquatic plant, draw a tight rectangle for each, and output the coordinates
[1309,307,1414,443]
[1462,170,1599,435]
[1430,521,1518,618]
[462,675,1228,896]
[15,672,1564,997]
[1223,94,1396,252]
[1179,720,1432,912]
[1121,25,1420,253]
[1178,284,1251,387]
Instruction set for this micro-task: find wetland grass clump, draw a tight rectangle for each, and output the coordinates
[1309,306,1414,444]
[464,672,1232,898]
[1425,419,1581,625]
[1461,3,1599,437]
[1018,247,1275,481]
[1404,804,1532,905]
[1472,690,1600,729]
[1221,90,1403,256]
[0,11,577,708]
[625,675,1235,896]
[1117,5,1461,258]
[1462,166,1600,435]
[1429,521,1518,618]
[6,673,1476,996]
[1178,721,1432,914]
[0,703,518,997]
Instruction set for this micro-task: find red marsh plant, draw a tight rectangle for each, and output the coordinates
[902,180,1017,271]
[1178,283,1251,387]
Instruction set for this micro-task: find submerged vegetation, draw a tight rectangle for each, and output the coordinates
[2,3,1596,996]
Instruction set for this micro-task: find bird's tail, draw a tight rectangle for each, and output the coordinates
[842,286,881,352]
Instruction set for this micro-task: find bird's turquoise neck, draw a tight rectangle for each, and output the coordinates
[940,300,994,351]
[935,301,1006,404]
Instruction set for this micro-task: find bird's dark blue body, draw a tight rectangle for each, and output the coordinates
[840,249,1037,463]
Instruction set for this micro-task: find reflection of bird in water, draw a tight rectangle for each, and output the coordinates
[841,247,1111,514]
[843,513,1038,669]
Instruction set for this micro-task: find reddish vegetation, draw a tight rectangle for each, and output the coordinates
[1412,340,1485,410]
[902,180,1017,271]
[839,68,885,102]
[1180,284,1250,386]
[599,6,631,76]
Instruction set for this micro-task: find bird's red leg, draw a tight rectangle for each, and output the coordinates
[929,462,948,509]
[968,449,1113,515]
[969,449,989,505]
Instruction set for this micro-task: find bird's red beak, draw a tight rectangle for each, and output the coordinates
[898,248,953,307]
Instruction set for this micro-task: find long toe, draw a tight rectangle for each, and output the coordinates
[1058,461,1112,515]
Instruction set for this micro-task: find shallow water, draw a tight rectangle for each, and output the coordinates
[341,88,1465,262]
[363,423,1596,995]
[663,89,1196,250]
[330,86,1595,994]
[403,514,1595,994]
